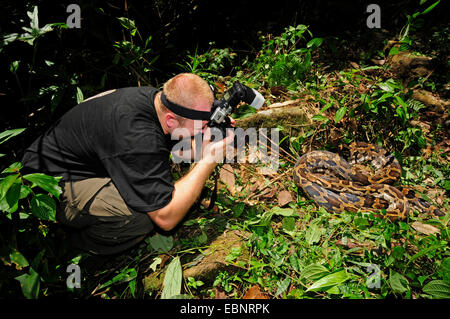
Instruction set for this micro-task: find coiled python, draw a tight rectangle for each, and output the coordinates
[293,142,443,220]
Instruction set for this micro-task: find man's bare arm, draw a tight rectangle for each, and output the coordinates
[147,130,234,231]
[147,158,217,231]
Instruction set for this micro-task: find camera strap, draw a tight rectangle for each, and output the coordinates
[194,168,219,211]
[160,92,211,120]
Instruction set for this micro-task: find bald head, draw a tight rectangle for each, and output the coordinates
[162,73,214,111]
[155,73,213,135]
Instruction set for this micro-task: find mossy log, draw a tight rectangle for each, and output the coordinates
[235,100,318,132]
[142,230,250,293]
[412,89,449,112]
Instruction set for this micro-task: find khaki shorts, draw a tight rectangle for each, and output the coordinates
[57,178,154,255]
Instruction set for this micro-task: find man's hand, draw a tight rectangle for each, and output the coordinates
[201,126,235,164]
[172,116,236,162]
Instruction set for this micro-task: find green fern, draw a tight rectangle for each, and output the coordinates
[406,98,426,112]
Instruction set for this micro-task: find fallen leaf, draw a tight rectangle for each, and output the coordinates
[278,190,293,207]
[410,120,430,133]
[336,238,374,250]
[411,222,440,235]
[159,254,170,268]
[244,199,258,206]
[200,198,218,211]
[257,167,277,176]
[243,285,270,299]
[371,58,385,65]
[214,287,228,299]
[357,83,368,94]
[349,61,359,69]
[220,164,236,195]
[270,85,286,97]
[258,187,273,198]
[149,257,162,272]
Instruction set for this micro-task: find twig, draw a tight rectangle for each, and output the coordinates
[88,256,133,297]
[246,167,294,201]
[410,70,434,91]
[308,126,323,152]
[258,130,298,164]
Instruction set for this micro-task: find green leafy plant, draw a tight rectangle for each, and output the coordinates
[186,276,204,290]
[1,5,88,118]
[161,256,182,299]
[113,17,159,85]
[1,6,60,49]
[391,0,441,55]
[253,24,323,89]
[98,267,138,298]
[177,44,237,82]
[333,71,429,152]
[213,271,242,294]
[0,128,63,298]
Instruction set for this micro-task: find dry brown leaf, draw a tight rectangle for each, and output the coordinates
[349,61,360,69]
[411,222,440,235]
[410,120,431,133]
[336,238,374,250]
[258,187,274,198]
[213,287,228,299]
[158,254,170,269]
[371,58,385,65]
[244,199,259,206]
[255,176,267,189]
[269,85,286,97]
[425,188,445,206]
[257,167,277,176]
[357,83,368,94]
[220,164,236,195]
[243,285,270,299]
[278,190,293,207]
[244,177,266,194]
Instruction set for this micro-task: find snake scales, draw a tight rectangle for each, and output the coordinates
[293,142,443,220]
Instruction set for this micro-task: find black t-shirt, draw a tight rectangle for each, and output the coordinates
[22,86,175,214]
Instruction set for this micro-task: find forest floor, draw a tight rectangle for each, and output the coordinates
[74,38,449,299]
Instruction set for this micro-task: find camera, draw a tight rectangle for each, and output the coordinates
[208,81,264,141]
